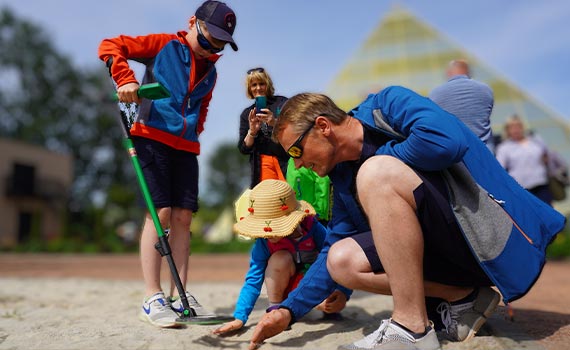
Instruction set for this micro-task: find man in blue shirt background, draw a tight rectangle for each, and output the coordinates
[430,59,495,152]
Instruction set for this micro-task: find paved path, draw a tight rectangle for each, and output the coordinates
[0,254,568,350]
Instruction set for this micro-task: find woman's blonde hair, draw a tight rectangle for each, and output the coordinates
[503,114,527,139]
[245,68,275,99]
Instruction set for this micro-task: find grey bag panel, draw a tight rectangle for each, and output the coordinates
[372,109,405,140]
[443,163,514,262]
[372,107,514,262]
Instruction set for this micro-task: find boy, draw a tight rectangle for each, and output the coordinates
[98,0,238,328]
[213,180,349,335]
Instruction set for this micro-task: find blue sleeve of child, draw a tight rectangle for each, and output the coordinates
[233,239,270,324]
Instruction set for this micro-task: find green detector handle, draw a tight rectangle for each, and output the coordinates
[114,82,170,101]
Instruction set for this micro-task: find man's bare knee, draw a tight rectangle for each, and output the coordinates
[328,241,355,285]
[356,156,421,208]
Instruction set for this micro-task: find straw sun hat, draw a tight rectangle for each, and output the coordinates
[233,179,316,239]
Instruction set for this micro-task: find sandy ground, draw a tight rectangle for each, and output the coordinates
[0,254,568,350]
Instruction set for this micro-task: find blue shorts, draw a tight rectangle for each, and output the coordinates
[133,136,199,212]
[351,170,492,287]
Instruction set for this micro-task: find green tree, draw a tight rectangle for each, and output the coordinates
[0,7,139,246]
[204,142,250,209]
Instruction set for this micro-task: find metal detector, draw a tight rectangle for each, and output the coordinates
[111,79,232,325]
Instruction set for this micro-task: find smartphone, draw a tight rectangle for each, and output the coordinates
[255,96,267,114]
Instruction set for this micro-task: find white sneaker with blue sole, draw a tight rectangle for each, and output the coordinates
[139,292,179,328]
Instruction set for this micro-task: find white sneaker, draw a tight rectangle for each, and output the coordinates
[169,291,217,319]
[338,319,441,350]
[138,292,179,328]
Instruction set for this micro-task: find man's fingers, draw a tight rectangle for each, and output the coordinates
[249,322,267,346]
[249,341,262,350]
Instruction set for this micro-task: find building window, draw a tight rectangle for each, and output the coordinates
[12,163,36,196]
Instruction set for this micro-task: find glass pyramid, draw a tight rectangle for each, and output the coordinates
[326,7,570,212]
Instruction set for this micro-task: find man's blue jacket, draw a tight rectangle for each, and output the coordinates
[280,86,566,323]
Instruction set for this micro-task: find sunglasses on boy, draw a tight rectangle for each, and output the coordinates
[287,121,315,159]
[196,20,224,54]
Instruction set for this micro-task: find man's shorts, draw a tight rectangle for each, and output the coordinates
[351,169,492,287]
[133,136,199,211]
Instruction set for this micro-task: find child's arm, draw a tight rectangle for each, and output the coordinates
[214,239,269,335]
[196,83,215,135]
[98,33,176,88]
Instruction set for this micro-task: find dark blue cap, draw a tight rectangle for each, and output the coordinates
[196,1,238,51]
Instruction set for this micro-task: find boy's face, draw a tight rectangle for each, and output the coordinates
[187,16,226,59]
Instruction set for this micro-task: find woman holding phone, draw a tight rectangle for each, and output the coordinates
[238,67,289,188]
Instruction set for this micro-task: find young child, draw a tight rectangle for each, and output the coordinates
[213,179,349,335]
[98,1,238,328]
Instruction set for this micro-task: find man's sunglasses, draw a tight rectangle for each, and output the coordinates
[247,67,265,75]
[287,121,315,159]
[196,20,224,54]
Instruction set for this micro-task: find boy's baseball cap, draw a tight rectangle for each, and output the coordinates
[196,1,238,51]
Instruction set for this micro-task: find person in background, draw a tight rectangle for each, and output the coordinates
[429,59,495,152]
[99,0,238,328]
[213,180,348,335]
[495,114,553,205]
[238,68,289,189]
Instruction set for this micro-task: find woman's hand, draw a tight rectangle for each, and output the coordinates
[258,109,275,127]
[212,319,244,335]
[248,109,262,136]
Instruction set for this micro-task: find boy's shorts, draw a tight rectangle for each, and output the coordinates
[351,169,492,287]
[133,136,199,211]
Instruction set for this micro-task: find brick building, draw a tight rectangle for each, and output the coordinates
[0,138,73,247]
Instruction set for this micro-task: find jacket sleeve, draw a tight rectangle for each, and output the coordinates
[280,189,355,322]
[98,33,176,87]
[233,239,270,324]
[196,78,216,135]
[237,106,254,154]
[316,211,353,300]
[359,86,470,171]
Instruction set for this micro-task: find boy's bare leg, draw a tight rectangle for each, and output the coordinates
[140,208,171,297]
[168,207,193,297]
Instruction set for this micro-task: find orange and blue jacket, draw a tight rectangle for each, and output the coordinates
[98,31,219,154]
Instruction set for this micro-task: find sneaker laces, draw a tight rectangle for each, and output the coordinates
[354,319,416,348]
[360,319,391,347]
[146,293,171,311]
[436,299,474,334]
[186,294,201,308]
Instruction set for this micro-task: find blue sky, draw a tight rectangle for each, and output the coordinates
[2,0,570,171]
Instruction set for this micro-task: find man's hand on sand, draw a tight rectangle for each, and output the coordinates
[249,308,291,349]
